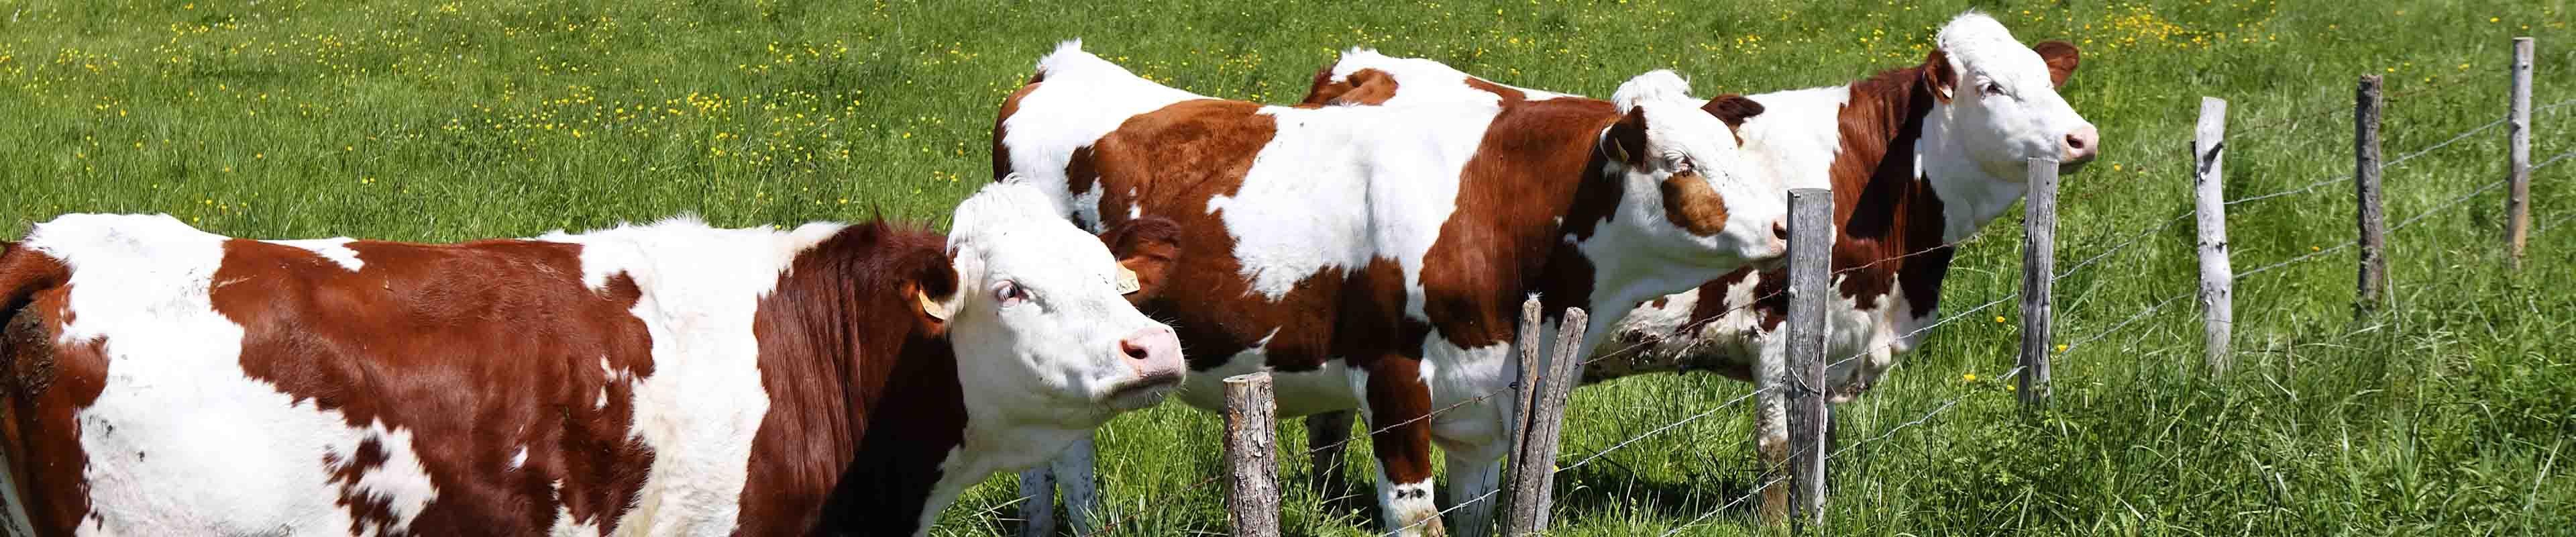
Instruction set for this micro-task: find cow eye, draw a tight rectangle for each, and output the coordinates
[991,280,1028,307]
[1980,81,2006,97]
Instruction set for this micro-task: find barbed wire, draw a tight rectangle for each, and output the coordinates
[2059,292,2192,354]
[1656,473,1794,536]
[1554,386,1772,475]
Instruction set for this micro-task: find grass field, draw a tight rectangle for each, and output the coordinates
[4,0,2572,535]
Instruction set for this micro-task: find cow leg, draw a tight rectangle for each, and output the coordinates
[1053,436,1105,535]
[1752,338,1792,524]
[1361,360,1444,537]
[1305,411,1356,508]
[1432,421,1509,537]
[1014,436,1102,536]
[1014,465,1057,536]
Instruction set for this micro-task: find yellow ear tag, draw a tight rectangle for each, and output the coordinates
[1116,266,1141,295]
[918,290,952,321]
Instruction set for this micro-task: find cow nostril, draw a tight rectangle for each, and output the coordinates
[2065,134,2087,150]
[1120,339,1150,361]
[1772,222,1790,241]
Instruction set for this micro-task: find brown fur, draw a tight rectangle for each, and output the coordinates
[0,246,96,535]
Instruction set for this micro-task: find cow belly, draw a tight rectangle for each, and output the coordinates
[71,315,442,536]
[1173,349,1362,419]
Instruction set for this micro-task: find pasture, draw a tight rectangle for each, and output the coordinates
[2,0,2569,534]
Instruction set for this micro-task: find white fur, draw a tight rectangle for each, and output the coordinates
[1320,48,1578,108]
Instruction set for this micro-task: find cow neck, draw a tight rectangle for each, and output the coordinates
[1822,62,2021,319]
[743,222,970,536]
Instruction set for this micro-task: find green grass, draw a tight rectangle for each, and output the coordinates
[3,0,2571,535]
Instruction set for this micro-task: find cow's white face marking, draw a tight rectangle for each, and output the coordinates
[1933,12,2096,181]
[946,183,1183,425]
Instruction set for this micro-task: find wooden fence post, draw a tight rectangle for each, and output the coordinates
[2507,37,2535,267]
[2019,158,2057,406]
[1224,373,1280,537]
[2355,75,2389,318]
[1783,188,1833,528]
[1502,306,1586,536]
[2193,98,2235,375]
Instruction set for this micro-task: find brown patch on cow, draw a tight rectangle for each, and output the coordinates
[1065,146,1099,197]
[1422,97,1621,348]
[1658,172,1730,236]
[1666,51,1962,346]
[1082,99,1356,372]
[1327,68,1399,106]
[1298,65,1352,107]
[2033,41,2081,87]
[1700,94,1766,146]
[1342,258,1438,485]
[204,238,657,535]
[1097,217,1183,303]
[738,222,967,536]
[992,80,1042,180]
[1462,77,1531,103]
[0,246,103,535]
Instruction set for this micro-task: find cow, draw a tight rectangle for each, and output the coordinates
[1285,11,2101,520]
[991,41,1792,536]
[0,182,1189,537]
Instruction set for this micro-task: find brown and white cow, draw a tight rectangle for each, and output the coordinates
[1290,11,2101,519]
[993,42,1790,536]
[0,183,1187,536]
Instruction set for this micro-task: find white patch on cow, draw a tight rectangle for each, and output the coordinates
[270,238,366,272]
[1324,48,1578,108]
[509,446,529,471]
[594,388,609,410]
[1002,42,1209,227]
[540,216,841,536]
[1375,473,1442,537]
[548,480,602,537]
[20,213,439,536]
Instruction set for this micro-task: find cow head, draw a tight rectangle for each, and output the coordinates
[1593,70,1791,273]
[933,183,1185,427]
[1924,12,2098,178]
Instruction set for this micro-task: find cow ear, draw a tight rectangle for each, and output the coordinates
[2033,41,2080,88]
[1328,68,1397,106]
[1299,65,1346,107]
[1096,217,1182,303]
[1599,106,1650,166]
[909,256,963,337]
[1700,94,1765,128]
[1922,48,1957,102]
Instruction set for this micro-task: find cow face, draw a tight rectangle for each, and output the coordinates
[935,183,1185,426]
[1597,70,1791,271]
[1928,13,2098,179]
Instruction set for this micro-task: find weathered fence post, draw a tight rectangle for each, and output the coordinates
[1783,188,1833,528]
[2506,37,2535,267]
[2194,98,2235,375]
[2020,158,2057,406]
[1224,373,1280,537]
[1502,305,1586,536]
[2355,75,2389,318]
